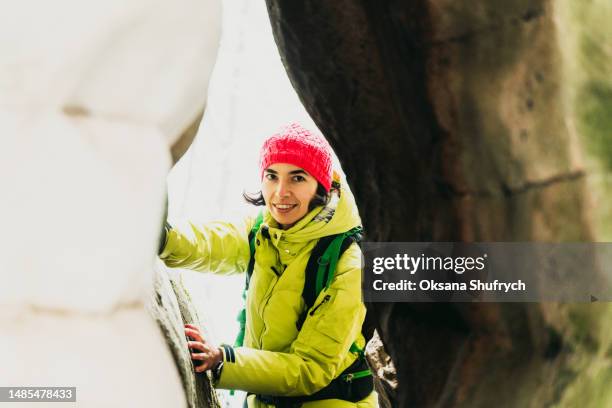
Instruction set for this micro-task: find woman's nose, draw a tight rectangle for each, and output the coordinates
[276,181,291,197]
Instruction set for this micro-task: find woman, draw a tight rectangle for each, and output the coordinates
[159,123,377,407]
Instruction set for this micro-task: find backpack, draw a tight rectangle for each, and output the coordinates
[233,212,373,405]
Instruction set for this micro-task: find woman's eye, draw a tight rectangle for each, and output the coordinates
[265,173,277,180]
[293,175,306,182]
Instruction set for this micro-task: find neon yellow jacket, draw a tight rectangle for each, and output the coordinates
[160,184,376,408]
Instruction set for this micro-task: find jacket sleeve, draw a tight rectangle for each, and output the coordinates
[216,243,367,396]
[159,218,253,275]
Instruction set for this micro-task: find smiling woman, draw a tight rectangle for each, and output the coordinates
[159,123,377,407]
[262,164,319,229]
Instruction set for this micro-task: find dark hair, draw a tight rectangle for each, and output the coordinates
[243,183,331,211]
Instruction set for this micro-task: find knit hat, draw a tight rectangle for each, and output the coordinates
[259,123,333,191]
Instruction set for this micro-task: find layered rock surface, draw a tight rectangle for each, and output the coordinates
[265,0,612,406]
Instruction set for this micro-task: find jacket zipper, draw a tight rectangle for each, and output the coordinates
[257,269,281,347]
[309,294,331,316]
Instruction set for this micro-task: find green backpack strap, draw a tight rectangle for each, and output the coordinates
[302,226,363,312]
[234,211,264,348]
[247,211,264,278]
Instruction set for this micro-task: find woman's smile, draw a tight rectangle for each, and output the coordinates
[273,203,298,213]
[262,163,318,229]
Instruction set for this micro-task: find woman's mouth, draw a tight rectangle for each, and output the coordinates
[273,203,297,213]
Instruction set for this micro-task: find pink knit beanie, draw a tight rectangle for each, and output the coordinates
[259,123,333,191]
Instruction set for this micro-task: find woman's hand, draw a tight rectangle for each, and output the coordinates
[184,324,223,373]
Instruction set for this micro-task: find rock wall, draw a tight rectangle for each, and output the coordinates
[0,1,221,405]
[148,265,221,408]
[265,0,612,406]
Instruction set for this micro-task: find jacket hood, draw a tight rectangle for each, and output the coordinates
[263,178,362,245]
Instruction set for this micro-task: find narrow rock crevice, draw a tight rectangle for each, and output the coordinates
[500,170,585,196]
[438,170,585,198]
[428,5,546,46]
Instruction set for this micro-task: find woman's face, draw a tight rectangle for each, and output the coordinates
[262,163,319,229]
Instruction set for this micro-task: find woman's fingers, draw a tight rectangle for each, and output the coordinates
[187,341,215,372]
[184,327,204,343]
[190,351,210,360]
[191,353,211,372]
[191,352,215,372]
[187,341,205,352]
[184,327,217,373]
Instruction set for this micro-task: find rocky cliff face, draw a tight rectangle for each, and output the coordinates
[265,1,612,406]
